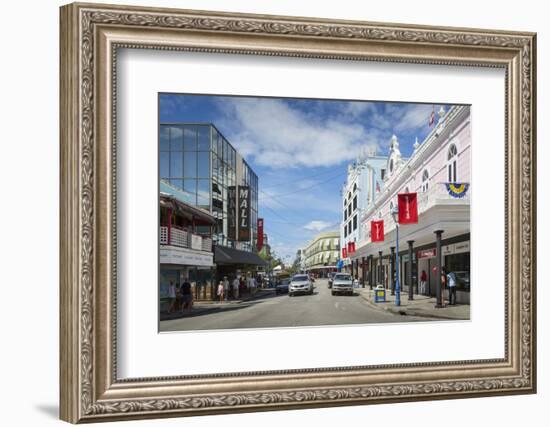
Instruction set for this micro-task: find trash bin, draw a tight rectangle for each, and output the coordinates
[374,285,386,303]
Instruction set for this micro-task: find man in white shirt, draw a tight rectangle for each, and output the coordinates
[232,277,240,299]
[447,271,457,305]
[248,276,257,295]
[223,276,230,301]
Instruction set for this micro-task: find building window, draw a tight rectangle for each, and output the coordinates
[381,169,386,180]
[353,183,357,192]
[344,209,348,221]
[353,195,357,211]
[348,222,352,234]
[353,215,357,231]
[348,204,352,216]
[447,143,458,182]
[422,169,429,192]
[344,224,348,238]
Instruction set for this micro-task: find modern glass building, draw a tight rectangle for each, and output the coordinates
[160,123,259,252]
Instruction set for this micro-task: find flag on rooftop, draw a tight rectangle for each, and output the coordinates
[429,105,435,127]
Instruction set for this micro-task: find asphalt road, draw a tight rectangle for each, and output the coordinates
[160,278,427,332]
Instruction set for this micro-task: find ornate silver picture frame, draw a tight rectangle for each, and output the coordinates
[60,2,536,423]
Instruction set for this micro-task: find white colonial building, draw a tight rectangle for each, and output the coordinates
[350,105,471,304]
[340,149,387,270]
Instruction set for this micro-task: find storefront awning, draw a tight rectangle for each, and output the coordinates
[214,246,267,266]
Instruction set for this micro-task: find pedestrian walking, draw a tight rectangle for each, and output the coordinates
[447,270,457,305]
[232,276,240,299]
[249,275,257,295]
[420,270,427,295]
[180,277,193,312]
[217,280,225,303]
[223,276,230,301]
[167,281,176,313]
[239,276,246,297]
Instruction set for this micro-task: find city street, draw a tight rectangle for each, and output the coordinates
[160,278,428,332]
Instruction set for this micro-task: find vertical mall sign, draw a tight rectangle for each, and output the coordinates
[227,186,237,240]
[238,186,251,241]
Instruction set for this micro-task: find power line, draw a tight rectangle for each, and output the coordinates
[259,189,307,215]
[260,168,339,190]
[261,170,347,199]
[260,203,302,226]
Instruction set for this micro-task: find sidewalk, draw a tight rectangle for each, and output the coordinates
[160,288,275,321]
[357,288,470,320]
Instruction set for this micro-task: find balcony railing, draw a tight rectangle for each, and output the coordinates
[417,182,470,214]
[160,225,212,252]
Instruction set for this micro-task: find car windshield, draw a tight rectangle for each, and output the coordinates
[292,275,308,281]
[334,274,351,280]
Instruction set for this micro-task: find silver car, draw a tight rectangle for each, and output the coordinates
[289,274,313,296]
[331,273,354,296]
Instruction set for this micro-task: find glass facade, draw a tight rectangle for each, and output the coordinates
[160,123,258,251]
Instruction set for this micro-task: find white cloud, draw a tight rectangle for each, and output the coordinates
[303,220,335,232]
[215,98,379,169]
[394,104,434,133]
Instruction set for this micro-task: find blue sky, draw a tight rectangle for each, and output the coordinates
[160,93,452,262]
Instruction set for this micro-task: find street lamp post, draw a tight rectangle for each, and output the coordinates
[391,206,401,307]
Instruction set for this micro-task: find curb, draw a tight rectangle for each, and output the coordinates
[358,291,466,320]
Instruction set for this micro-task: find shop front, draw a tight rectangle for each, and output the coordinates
[213,245,267,286]
[416,239,470,303]
[160,246,215,311]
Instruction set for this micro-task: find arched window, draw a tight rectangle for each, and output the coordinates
[447,144,458,183]
[389,158,394,173]
[422,169,429,193]
[404,186,410,193]
[353,183,357,192]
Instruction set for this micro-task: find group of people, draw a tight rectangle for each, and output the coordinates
[216,275,262,303]
[167,278,193,314]
[418,268,458,306]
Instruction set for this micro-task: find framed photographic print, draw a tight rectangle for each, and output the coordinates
[60,2,537,423]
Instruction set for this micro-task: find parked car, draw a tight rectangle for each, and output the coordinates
[275,279,290,294]
[328,272,335,288]
[289,274,314,296]
[331,273,354,296]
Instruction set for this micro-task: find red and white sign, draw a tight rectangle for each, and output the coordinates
[257,218,264,251]
[398,192,418,224]
[342,247,348,259]
[347,241,356,254]
[418,249,436,259]
[371,220,384,242]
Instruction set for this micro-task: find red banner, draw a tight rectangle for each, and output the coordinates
[350,242,356,253]
[347,241,352,254]
[257,218,264,251]
[342,247,348,259]
[398,192,418,224]
[371,220,384,242]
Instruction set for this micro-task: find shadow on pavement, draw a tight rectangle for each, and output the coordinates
[160,290,279,321]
